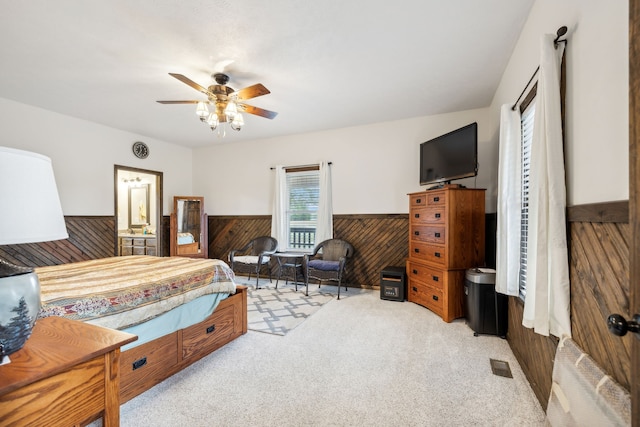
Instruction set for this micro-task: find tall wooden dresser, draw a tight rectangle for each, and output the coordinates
[407,186,485,322]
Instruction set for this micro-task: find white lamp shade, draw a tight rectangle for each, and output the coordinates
[0,146,68,245]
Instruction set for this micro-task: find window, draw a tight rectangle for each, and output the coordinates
[518,94,536,299]
[286,168,319,250]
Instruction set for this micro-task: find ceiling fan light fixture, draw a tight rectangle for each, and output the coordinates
[159,72,277,138]
[230,113,244,131]
[224,101,238,121]
[206,113,219,130]
[196,101,209,121]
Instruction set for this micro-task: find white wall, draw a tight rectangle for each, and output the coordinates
[0,97,194,215]
[193,107,494,215]
[1,1,627,217]
[489,0,629,205]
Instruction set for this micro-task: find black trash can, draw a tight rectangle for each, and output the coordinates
[464,268,508,338]
[380,266,406,301]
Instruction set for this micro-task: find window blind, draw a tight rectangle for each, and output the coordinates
[518,100,536,299]
[286,170,319,248]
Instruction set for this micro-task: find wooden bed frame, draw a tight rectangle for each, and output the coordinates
[118,284,248,403]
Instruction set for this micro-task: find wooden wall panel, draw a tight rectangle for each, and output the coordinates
[507,202,631,411]
[0,216,115,267]
[207,214,409,288]
[570,222,631,390]
[333,214,408,287]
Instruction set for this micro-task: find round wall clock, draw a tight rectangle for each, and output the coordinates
[132,141,149,159]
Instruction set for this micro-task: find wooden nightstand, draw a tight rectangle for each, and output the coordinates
[0,316,137,427]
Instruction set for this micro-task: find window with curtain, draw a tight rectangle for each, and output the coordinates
[518,94,536,300]
[286,168,319,250]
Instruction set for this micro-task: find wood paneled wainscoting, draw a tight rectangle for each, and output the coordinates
[507,201,631,410]
[208,214,409,287]
[0,216,115,267]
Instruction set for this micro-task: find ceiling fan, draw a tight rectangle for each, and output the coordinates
[157,72,277,134]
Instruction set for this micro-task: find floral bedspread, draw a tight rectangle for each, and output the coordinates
[36,255,236,330]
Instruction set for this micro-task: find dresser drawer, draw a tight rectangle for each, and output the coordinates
[119,332,178,403]
[146,247,157,256]
[182,304,236,360]
[408,279,443,316]
[146,238,157,246]
[410,193,427,207]
[120,246,133,256]
[121,238,133,246]
[410,224,445,244]
[132,246,146,255]
[411,207,445,224]
[425,191,446,207]
[407,261,446,290]
[133,238,146,246]
[409,241,446,267]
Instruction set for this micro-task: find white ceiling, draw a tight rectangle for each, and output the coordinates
[0,1,534,148]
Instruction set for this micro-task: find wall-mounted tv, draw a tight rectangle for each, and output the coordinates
[419,122,478,186]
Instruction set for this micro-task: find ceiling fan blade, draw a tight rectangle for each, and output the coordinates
[168,73,209,95]
[240,104,278,119]
[235,83,270,100]
[156,100,200,104]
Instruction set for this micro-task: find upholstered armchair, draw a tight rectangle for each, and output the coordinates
[304,239,354,300]
[229,236,278,288]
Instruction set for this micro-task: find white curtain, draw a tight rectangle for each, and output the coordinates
[495,104,522,296]
[522,34,571,338]
[271,165,287,251]
[315,161,333,243]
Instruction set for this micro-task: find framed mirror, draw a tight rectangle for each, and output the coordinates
[170,196,208,258]
[128,184,150,228]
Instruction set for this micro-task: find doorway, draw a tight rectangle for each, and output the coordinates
[114,165,163,257]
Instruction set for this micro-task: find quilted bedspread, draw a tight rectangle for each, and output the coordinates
[36,255,236,330]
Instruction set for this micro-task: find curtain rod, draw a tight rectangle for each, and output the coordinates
[270,162,332,170]
[511,26,568,111]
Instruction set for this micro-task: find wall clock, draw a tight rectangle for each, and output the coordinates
[132,141,149,159]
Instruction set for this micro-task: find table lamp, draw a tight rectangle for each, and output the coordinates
[0,146,68,359]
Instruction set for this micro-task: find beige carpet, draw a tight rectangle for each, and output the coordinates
[114,284,546,426]
[247,285,334,335]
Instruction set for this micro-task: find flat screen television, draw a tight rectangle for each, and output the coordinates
[419,122,478,186]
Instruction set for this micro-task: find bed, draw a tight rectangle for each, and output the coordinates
[35,255,247,403]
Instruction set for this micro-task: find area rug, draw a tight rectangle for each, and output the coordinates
[247,286,334,335]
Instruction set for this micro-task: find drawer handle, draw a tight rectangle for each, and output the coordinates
[435,213,441,219]
[432,275,439,282]
[412,286,418,292]
[433,197,439,202]
[435,232,441,238]
[206,324,216,334]
[132,356,147,371]
[414,213,420,218]
[414,248,420,253]
[412,269,418,275]
[416,198,422,203]
[432,295,439,301]
[414,231,420,236]
[435,252,441,258]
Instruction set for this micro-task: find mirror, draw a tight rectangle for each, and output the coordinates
[170,196,208,258]
[129,184,150,229]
